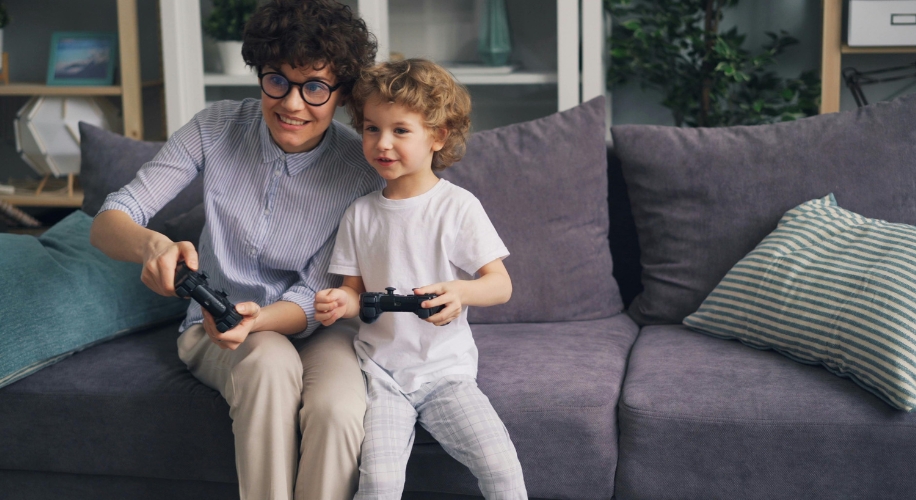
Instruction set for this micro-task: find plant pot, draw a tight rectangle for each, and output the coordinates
[216,40,248,75]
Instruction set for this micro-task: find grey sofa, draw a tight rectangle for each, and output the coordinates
[2,93,915,500]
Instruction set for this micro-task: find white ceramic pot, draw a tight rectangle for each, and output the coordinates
[216,40,248,75]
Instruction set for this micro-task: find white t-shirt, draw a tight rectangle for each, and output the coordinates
[328,179,509,393]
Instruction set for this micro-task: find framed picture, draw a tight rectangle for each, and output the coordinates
[46,32,118,86]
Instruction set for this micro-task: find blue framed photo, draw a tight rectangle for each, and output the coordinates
[46,32,118,86]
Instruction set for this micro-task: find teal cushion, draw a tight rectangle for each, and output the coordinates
[0,211,187,388]
[684,194,916,411]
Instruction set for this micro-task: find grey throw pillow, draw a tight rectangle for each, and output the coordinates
[612,93,916,326]
[441,96,623,323]
[78,122,204,236]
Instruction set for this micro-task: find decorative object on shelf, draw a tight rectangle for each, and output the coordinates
[606,0,820,127]
[0,199,40,228]
[46,32,118,86]
[477,0,512,66]
[0,1,9,72]
[848,0,916,47]
[203,0,257,76]
[15,96,121,186]
[842,62,916,107]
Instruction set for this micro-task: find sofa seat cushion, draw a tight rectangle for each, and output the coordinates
[0,314,639,499]
[407,314,639,498]
[0,321,237,485]
[617,325,916,500]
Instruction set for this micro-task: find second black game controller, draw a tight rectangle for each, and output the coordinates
[174,262,243,333]
[359,287,444,324]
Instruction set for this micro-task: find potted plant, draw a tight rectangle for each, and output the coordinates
[605,0,820,127]
[203,0,257,75]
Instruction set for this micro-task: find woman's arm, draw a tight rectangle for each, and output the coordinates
[91,209,199,297]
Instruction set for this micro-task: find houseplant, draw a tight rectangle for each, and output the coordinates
[605,0,820,127]
[203,0,257,75]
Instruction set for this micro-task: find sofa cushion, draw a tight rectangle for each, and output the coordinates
[0,211,188,389]
[78,122,204,240]
[617,324,916,500]
[611,93,916,326]
[441,96,623,323]
[0,315,639,499]
[685,194,916,411]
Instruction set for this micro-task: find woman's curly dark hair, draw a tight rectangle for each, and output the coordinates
[242,0,377,97]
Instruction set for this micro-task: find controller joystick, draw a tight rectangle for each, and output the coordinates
[174,262,243,333]
[359,287,444,324]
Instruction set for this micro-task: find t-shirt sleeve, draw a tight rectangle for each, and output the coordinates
[327,204,362,277]
[451,197,509,276]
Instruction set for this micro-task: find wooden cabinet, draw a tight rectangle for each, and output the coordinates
[820,0,916,113]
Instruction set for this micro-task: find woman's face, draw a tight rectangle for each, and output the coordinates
[260,63,344,154]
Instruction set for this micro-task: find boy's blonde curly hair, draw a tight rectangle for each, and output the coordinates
[348,58,472,171]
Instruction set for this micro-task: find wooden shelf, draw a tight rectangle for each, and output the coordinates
[0,190,83,208]
[842,44,916,54]
[0,83,124,96]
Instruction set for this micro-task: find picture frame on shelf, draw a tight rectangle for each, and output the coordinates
[46,32,118,86]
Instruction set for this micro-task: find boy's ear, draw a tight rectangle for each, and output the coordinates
[432,128,449,152]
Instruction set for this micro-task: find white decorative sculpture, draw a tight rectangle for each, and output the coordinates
[14,96,121,178]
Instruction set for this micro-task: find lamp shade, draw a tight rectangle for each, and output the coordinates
[14,96,121,178]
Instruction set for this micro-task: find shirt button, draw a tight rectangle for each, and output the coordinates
[263,208,270,216]
[274,170,281,177]
[249,248,256,256]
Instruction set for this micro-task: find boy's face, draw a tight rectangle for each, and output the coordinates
[361,98,446,182]
[260,63,344,154]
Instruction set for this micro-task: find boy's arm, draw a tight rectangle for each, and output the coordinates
[313,276,366,326]
[413,258,512,326]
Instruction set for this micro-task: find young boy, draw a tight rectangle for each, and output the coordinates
[313,59,527,499]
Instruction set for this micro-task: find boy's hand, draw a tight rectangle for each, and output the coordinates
[314,288,352,326]
[413,282,465,326]
[202,301,260,350]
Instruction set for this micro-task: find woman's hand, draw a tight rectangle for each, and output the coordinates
[140,241,199,297]
[202,302,260,350]
[314,288,354,326]
[413,281,466,326]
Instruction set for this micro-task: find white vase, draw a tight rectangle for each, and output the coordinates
[216,41,248,75]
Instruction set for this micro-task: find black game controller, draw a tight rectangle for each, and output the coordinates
[359,287,444,324]
[174,262,243,332]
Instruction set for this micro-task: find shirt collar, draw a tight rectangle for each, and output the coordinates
[258,119,337,176]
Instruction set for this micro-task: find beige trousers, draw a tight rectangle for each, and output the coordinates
[177,319,366,500]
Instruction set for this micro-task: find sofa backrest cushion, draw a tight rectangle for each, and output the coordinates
[441,96,624,323]
[612,94,916,326]
[78,122,204,245]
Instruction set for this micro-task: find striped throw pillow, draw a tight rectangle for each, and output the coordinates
[684,194,916,411]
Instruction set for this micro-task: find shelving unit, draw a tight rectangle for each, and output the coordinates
[0,0,144,210]
[160,0,605,136]
[820,0,916,113]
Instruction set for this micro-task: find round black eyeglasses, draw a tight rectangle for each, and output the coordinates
[258,72,342,106]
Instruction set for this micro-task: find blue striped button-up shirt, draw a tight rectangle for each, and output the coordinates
[99,99,384,337]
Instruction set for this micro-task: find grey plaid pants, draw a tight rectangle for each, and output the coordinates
[354,373,527,499]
